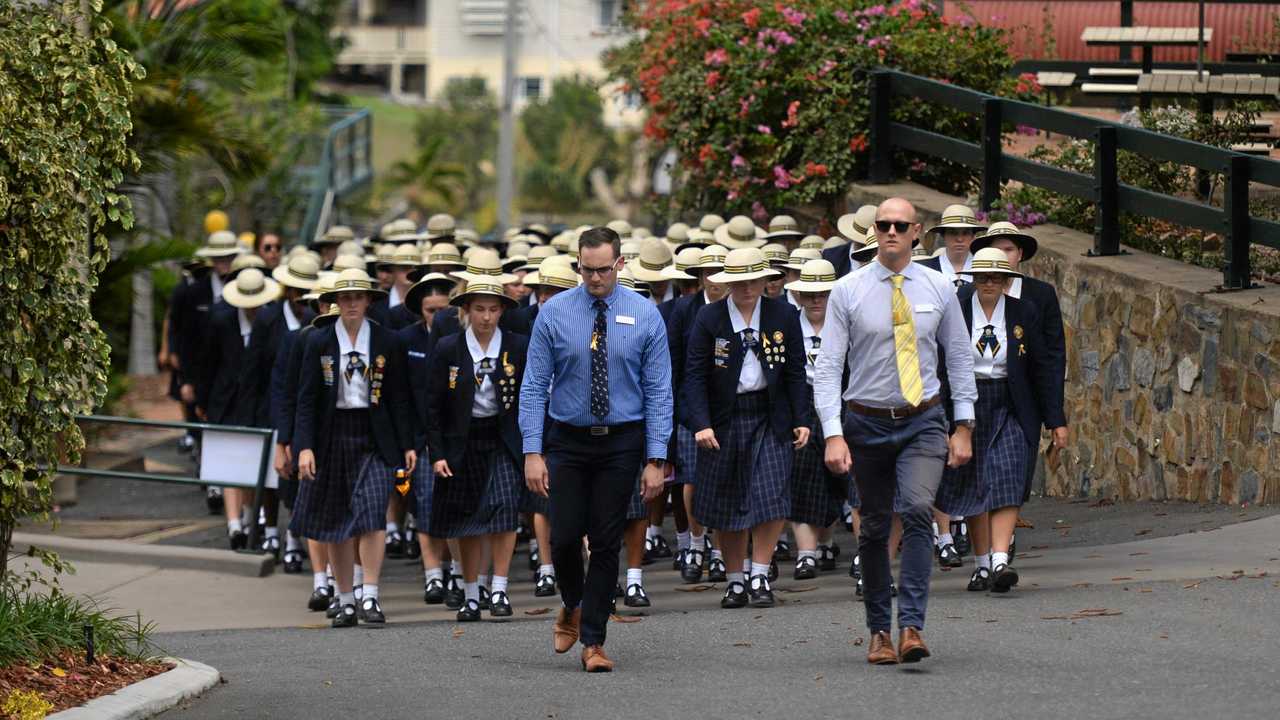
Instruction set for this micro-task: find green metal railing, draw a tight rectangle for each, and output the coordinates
[298,107,374,246]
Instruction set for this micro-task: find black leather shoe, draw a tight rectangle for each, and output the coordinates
[991,563,1019,593]
[489,590,513,617]
[623,583,651,608]
[953,519,971,556]
[1009,534,1017,561]
[444,576,464,610]
[938,543,963,569]
[641,536,657,566]
[535,574,558,597]
[228,530,248,551]
[385,531,405,559]
[478,586,491,610]
[648,534,673,560]
[855,577,864,598]
[423,578,445,605]
[794,556,818,580]
[205,487,223,516]
[611,583,622,615]
[359,597,386,624]
[325,596,341,619]
[720,582,748,609]
[967,567,991,592]
[681,550,705,583]
[817,545,837,572]
[404,524,421,559]
[307,586,333,612]
[773,539,793,562]
[261,535,281,559]
[707,557,727,583]
[843,506,854,532]
[767,559,779,583]
[890,581,898,597]
[849,553,862,579]
[527,545,540,572]
[456,600,481,622]
[748,575,775,608]
[282,549,304,574]
[332,603,358,628]
[672,548,686,571]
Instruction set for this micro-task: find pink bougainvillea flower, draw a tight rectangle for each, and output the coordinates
[780,6,807,26]
[705,70,721,88]
[732,154,747,169]
[742,7,761,28]
[705,47,728,66]
[756,124,772,135]
[772,165,792,188]
[782,100,800,128]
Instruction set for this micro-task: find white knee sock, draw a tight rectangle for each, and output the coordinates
[364,583,379,601]
[338,591,355,607]
[313,572,327,591]
[492,576,509,594]
[464,582,480,603]
[977,553,992,570]
[676,531,691,550]
[386,521,399,535]
[539,563,556,579]
[353,564,364,586]
[937,532,954,548]
[285,531,301,552]
[626,568,643,587]
[741,558,751,575]
[227,519,242,535]
[264,526,279,539]
[991,551,1010,568]
[727,571,745,588]
[425,567,443,583]
[750,561,770,578]
[710,547,723,561]
[797,550,818,561]
[647,525,660,539]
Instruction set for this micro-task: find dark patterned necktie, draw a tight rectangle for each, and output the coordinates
[345,351,366,382]
[976,325,1000,357]
[475,357,494,387]
[741,328,763,361]
[807,335,821,365]
[590,298,609,418]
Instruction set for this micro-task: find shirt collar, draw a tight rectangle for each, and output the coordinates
[584,282,620,308]
[726,297,761,333]
[872,258,918,282]
[211,273,225,301]
[798,311,819,342]
[972,291,1006,327]
[282,301,300,331]
[237,309,252,337]
[1007,276,1023,299]
[939,252,973,279]
[336,319,370,358]
[465,326,501,363]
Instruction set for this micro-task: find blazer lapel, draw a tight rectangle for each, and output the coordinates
[719,303,747,383]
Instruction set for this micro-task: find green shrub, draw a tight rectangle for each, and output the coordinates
[0,587,157,667]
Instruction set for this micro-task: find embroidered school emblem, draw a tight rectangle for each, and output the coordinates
[370,361,385,406]
[502,351,515,377]
[1013,325,1024,340]
[714,338,731,358]
[320,355,335,386]
[773,330,784,344]
[448,365,459,389]
[375,354,386,369]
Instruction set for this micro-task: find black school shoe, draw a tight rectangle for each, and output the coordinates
[228,529,248,551]
[358,597,386,624]
[282,549,304,574]
[478,586,491,610]
[991,563,1020,594]
[489,591,513,617]
[748,575,775,608]
[385,531,405,559]
[423,578,446,605]
[307,586,333,612]
[645,534,673,562]
[937,543,963,569]
[967,567,991,592]
[205,487,223,516]
[817,545,838,572]
[680,550,705,583]
[325,596,341,619]
[849,553,862,579]
[534,574,558,597]
[720,581,748,609]
[768,559,779,583]
[444,576,464,610]
[623,583,651,608]
[456,600,481,622]
[952,520,971,556]
[332,603,358,628]
[773,539,793,562]
[527,544,540,573]
[794,556,818,580]
[672,548,686,571]
[261,535,281,560]
[706,557,728,583]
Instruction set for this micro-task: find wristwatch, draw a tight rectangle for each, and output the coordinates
[646,458,667,469]
[955,420,976,430]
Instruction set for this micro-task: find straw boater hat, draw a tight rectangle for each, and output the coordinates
[517,245,559,272]
[927,204,988,235]
[404,271,457,311]
[619,241,641,261]
[550,232,572,253]
[502,255,528,273]
[373,243,396,267]
[332,253,367,272]
[450,247,517,284]
[823,236,847,251]
[223,268,280,309]
[661,247,702,281]
[760,242,790,267]
[566,234,580,260]
[386,244,424,269]
[784,259,838,293]
[336,239,365,258]
[618,267,649,297]
[507,239,533,259]
[303,271,339,302]
[707,247,782,284]
[425,242,466,268]
[836,205,878,241]
[454,229,480,248]
[196,230,243,258]
[691,244,729,271]
[629,238,674,283]
[272,254,321,291]
[765,215,805,242]
[665,222,691,244]
[422,213,457,241]
[540,254,575,273]
[313,225,355,247]
[634,227,653,240]
[971,221,1038,261]
[450,277,517,308]
[799,235,827,251]
[520,223,554,242]
[229,253,266,274]
[689,213,725,243]
[713,215,766,249]
[319,268,387,303]
[782,247,822,271]
[606,219,634,240]
[962,247,1023,279]
[525,261,579,290]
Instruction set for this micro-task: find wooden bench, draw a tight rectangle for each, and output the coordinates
[1231,142,1273,155]
[1089,67,1141,78]
[1082,82,1139,94]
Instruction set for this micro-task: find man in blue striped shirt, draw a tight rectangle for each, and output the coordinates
[520,227,673,673]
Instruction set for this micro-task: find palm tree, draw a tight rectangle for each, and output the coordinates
[386,136,467,213]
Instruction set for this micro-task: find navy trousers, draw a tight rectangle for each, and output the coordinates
[546,421,645,648]
[844,403,949,633]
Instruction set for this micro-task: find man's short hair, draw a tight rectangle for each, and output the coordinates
[578,227,621,259]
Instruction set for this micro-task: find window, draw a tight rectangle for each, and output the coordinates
[599,0,619,28]
[518,76,542,101]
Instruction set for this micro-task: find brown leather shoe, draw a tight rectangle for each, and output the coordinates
[866,630,898,665]
[581,644,614,673]
[898,627,931,663]
[552,607,581,654]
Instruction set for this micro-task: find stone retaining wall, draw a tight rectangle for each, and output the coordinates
[845,182,1280,505]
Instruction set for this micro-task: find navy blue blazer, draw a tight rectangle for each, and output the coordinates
[397,321,434,451]
[274,315,338,444]
[244,301,316,428]
[175,272,217,388]
[430,304,525,339]
[1018,276,1067,429]
[368,297,392,328]
[821,244,855,279]
[425,331,527,471]
[294,321,414,469]
[387,302,419,330]
[196,301,253,425]
[667,291,707,407]
[683,297,810,443]
[501,303,539,336]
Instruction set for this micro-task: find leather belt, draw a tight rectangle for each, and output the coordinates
[845,395,942,420]
[553,420,644,437]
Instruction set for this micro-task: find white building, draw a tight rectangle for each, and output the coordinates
[333,0,644,128]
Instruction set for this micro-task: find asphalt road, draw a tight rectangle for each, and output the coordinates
[153,575,1280,720]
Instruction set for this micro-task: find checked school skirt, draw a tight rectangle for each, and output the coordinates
[290,410,396,543]
[407,458,437,536]
[935,379,1030,517]
[673,425,697,486]
[431,416,522,538]
[693,391,792,531]
[789,396,845,527]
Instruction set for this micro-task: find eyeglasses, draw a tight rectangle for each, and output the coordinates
[973,274,1006,285]
[260,244,280,252]
[579,264,617,277]
[874,220,914,233]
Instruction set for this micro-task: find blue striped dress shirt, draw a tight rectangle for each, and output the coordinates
[519,282,673,459]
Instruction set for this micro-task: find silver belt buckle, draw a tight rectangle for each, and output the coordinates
[589,426,609,437]
[889,406,903,420]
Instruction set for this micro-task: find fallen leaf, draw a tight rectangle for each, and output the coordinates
[984,619,998,623]
[945,615,964,619]
[1134,528,1152,536]
[1072,582,1093,588]
[852,636,864,646]
[1249,572,1269,579]
[1135,568,1153,572]
[814,674,824,681]
[1016,553,1043,559]
[1016,517,1035,529]
[1129,552,1150,556]
[1183,581,1203,589]
[1040,615,1070,620]
[51,668,67,678]
[1138,588,1152,593]
[1153,512,1167,517]
[733,642,752,647]
[323,680,333,687]
[610,614,643,623]
[453,629,465,637]
[1111,576,1134,581]
[779,585,818,593]
[1158,632,1169,639]
[1085,554,1104,559]
[674,584,716,592]
[524,608,552,616]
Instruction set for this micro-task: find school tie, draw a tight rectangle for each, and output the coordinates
[976,325,1000,357]
[590,298,609,418]
[345,351,366,383]
[740,328,763,362]
[807,335,821,365]
[475,357,494,387]
[890,274,924,406]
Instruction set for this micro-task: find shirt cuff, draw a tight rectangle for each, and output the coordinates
[820,412,844,440]
[645,441,668,462]
[952,401,975,423]
[522,435,543,455]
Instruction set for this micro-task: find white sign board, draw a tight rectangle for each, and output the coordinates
[200,429,278,489]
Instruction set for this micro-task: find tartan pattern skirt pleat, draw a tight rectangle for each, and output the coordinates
[520,483,551,516]
[432,416,522,538]
[789,397,843,527]
[409,459,438,536]
[290,410,395,543]
[935,379,1029,517]
[673,425,697,486]
[625,467,647,520]
[693,392,793,531]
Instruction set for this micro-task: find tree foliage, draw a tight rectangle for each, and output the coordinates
[0,0,139,578]
[412,78,499,217]
[519,75,619,215]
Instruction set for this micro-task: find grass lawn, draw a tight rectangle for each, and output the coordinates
[346,94,420,181]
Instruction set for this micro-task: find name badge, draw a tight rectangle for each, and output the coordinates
[616,315,635,325]
[408,350,426,358]
[914,303,937,313]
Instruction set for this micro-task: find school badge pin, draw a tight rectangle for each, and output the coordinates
[448,365,459,389]
[375,355,386,369]
[773,330,783,344]
[320,355,335,385]
[1013,325,1024,340]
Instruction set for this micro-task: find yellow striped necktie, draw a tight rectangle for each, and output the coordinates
[890,274,924,406]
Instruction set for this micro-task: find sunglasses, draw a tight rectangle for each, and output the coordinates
[874,220,914,233]
[260,244,280,252]
[579,263,617,277]
[973,274,1007,285]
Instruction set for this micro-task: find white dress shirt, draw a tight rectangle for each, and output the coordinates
[237,309,253,348]
[799,312,822,386]
[814,259,977,438]
[726,298,766,394]
[467,326,501,418]
[1007,276,1023,299]
[211,273,225,303]
[787,292,803,311]
[970,293,1008,380]
[388,284,403,308]
[283,301,301,331]
[335,319,371,409]
[938,252,973,288]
